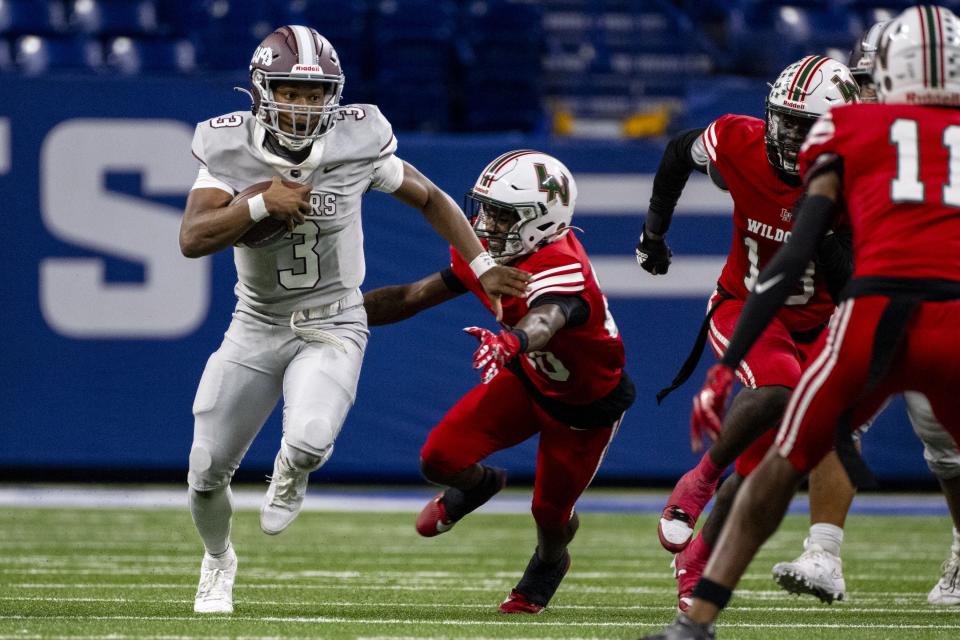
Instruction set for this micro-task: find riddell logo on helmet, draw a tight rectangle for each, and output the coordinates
[783,100,806,110]
[292,64,323,73]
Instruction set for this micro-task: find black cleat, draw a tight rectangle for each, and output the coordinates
[641,613,716,640]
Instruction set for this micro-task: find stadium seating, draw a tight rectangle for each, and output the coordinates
[8,0,960,131]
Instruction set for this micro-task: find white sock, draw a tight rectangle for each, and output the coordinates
[951,526,960,557]
[189,485,233,557]
[808,523,844,557]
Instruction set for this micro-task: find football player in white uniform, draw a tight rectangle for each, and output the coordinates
[179,25,530,614]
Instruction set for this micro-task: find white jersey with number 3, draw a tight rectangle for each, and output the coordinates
[189,105,401,319]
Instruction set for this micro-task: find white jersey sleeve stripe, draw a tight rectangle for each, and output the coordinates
[527,272,585,294]
[702,122,718,163]
[191,165,235,195]
[527,284,586,303]
[528,263,582,282]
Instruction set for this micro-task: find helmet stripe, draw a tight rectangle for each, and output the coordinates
[480,149,539,188]
[290,25,316,66]
[936,6,946,89]
[479,150,520,182]
[798,57,830,99]
[789,56,828,102]
[918,7,931,88]
[786,55,817,101]
[924,5,939,88]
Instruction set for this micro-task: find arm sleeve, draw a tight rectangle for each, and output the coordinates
[370,154,404,193]
[440,267,469,294]
[529,293,590,327]
[720,194,838,369]
[645,127,707,236]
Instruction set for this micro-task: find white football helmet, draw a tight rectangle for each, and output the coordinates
[765,56,860,174]
[466,150,577,263]
[873,5,960,106]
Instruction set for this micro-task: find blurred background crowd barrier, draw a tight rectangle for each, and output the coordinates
[0,0,941,484]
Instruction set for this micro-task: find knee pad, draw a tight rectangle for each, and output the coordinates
[187,443,235,492]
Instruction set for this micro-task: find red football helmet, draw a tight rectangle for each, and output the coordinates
[247,25,345,151]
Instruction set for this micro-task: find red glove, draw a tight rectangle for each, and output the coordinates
[463,326,523,384]
[690,364,736,453]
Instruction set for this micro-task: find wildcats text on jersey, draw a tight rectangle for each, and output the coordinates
[746,218,792,243]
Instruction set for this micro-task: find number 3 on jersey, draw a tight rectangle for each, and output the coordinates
[890,119,960,206]
[278,221,320,289]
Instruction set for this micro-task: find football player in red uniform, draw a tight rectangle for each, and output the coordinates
[364,150,635,613]
[636,56,859,609]
[772,20,960,607]
[643,7,960,638]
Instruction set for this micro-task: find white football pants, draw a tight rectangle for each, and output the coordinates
[187,303,367,491]
[906,391,960,480]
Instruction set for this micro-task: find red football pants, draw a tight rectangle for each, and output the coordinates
[420,368,620,530]
[707,292,826,476]
[777,297,960,473]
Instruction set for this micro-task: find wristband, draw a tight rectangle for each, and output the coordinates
[508,328,529,353]
[469,251,497,279]
[247,193,269,222]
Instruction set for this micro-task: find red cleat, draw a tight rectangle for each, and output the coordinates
[415,492,455,537]
[658,467,720,553]
[498,589,545,614]
[673,539,709,613]
[498,551,571,614]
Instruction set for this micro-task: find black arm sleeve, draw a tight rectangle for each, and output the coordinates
[815,227,854,304]
[529,294,590,327]
[645,128,706,236]
[719,194,838,369]
[440,267,468,294]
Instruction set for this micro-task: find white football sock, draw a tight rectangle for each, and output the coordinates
[952,526,960,557]
[809,523,844,557]
[189,485,233,557]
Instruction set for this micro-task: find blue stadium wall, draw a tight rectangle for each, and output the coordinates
[0,76,930,484]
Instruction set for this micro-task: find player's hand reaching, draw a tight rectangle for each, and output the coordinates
[635,231,672,275]
[464,326,522,384]
[262,176,311,231]
[690,364,735,452]
[479,265,531,322]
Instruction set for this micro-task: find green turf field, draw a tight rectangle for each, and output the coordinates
[1,497,958,639]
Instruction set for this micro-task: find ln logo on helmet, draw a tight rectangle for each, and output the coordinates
[251,46,275,67]
[534,163,570,206]
[831,75,860,103]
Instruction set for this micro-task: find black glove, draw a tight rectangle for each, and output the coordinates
[815,228,853,304]
[636,231,672,275]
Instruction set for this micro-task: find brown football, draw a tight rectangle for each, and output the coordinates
[232,179,304,248]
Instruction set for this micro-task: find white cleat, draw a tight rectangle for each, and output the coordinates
[772,539,845,604]
[194,545,237,614]
[928,553,960,605]
[260,450,309,535]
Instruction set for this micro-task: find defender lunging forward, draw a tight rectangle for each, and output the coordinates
[364,151,635,613]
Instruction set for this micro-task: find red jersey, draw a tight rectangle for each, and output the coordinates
[800,104,960,282]
[450,232,626,404]
[702,114,836,332]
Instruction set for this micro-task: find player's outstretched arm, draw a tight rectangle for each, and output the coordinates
[363,271,463,326]
[389,161,530,320]
[179,177,308,257]
[636,128,706,275]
